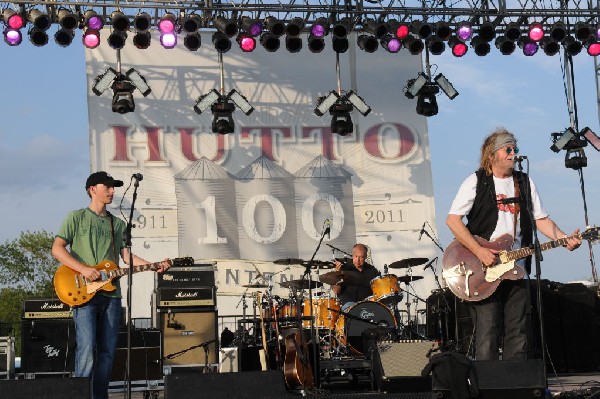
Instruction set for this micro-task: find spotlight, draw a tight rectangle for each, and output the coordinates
[133,32,151,49]
[4,28,22,46]
[111,11,130,32]
[57,8,78,30]
[108,31,127,49]
[184,32,202,51]
[581,127,600,151]
[182,14,202,33]
[404,73,429,99]
[435,21,452,40]
[194,89,254,134]
[211,100,236,134]
[310,17,329,38]
[158,13,177,34]
[214,16,237,37]
[540,37,560,56]
[55,28,75,47]
[308,35,325,53]
[519,37,538,56]
[82,29,101,49]
[134,12,152,32]
[456,21,473,41]
[403,36,424,55]
[332,17,352,38]
[92,67,152,114]
[213,31,231,53]
[28,9,51,31]
[528,22,544,41]
[389,20,410,39]
[286,17,305,37]
[412,20,433,39]
[550,128,576,152]
[315,90,370,135]
[194,89,221,114]
[315,91,340,116]
[260,32,280,52]
[426,36,445,55]
[29,27,49,46]
[449,36,468,57]
[505,22,522,41]
[434,73,459,99]
[471,35,490,56]
[495,36,516,55]
[2,9,25,30]
[330,102,354,136]
[478,21,496,42]
[160,32,177,48]
[380,34,401,53]
[365,19,388,39]
[237,33,256,52]
[133,12,152,49]
[563,36,582,56]
[285,36,302,53]
[549,22,567,42]
[346,90,371,116]
[240,16,262,37]
[84,10,104,31]
[264,16,285,37]
[574,22,592,41]
[332,36,349,53]
[416,83,439,117]
[586,38,600,56]
[357,34,378,53]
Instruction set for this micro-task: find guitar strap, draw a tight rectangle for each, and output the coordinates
[512,175,521,244]
[107,211,118,262]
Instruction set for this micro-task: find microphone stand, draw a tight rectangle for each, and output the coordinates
[124,176,141,399]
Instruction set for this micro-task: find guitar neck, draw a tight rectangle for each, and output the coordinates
[505,234,579,262]
[110,261,166,279]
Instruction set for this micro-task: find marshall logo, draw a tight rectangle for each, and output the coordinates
[163,274,174,281]
[175,291,198,298]
[41,302,66,310]
[360,309,375,319]
[43,345,61,358]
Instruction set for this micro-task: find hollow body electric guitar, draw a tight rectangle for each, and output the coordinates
[442,227,599,302]
[54,257,193,307]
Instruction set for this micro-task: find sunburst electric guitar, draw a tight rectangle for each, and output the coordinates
[442,227,599,302]
[54,257,193,307]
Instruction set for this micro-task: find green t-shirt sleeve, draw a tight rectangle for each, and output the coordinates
[56,210,79,244]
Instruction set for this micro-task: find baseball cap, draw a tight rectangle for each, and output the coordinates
[85,171,124,190]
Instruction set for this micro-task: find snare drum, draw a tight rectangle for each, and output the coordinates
[334,301,396,355]
[370,274,403,305]
[302,298,340,329]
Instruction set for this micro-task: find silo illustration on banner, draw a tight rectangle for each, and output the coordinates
[293,155,356,260]
[234,155,299,260]
[174,157,241,260]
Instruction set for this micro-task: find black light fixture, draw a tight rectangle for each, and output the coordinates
[405,72,458,117]
[357,34,378,53]
[495,35,516,55]
[194,89,255,134]
[28,8,50,46]
[133,12,151,49]
[426,36,445,55]
[92,67,152,114]
[314,90,371,136]
[471,35,490,56]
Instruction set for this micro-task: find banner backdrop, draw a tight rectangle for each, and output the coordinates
[86,31,439,319]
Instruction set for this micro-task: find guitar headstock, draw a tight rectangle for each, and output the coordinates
[582,226,600,244]
[173,256,195,267]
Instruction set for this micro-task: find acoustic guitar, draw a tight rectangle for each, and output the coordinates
[283,327,314,390]
[442,226,599,302]
[53,257,193,306]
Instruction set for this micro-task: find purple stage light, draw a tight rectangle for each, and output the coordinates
[159,15,176,33]
[522,41,538,56]
[456,23,472,41]
[528,23,544,42]
[160,32,177,48]
[248,22,262,37]
[83,29,100,49]
[386,38,401,52]
[311,24,326,38]
[88,16,104,30]
[4,28,22,45]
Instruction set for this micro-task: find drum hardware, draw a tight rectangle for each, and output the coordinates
[396,275,424,284]
[388,257,429,269]
[274,258,305,265]
[318,270,370,286]
[325,243,352,257]
[280,279,324,290]
[242,283,270,288]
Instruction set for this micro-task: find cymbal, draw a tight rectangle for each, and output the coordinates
[397,275,424,284]
[273,258,304,265]
[319,270,369,286]
[279,279,323,290]
[242,283,269,288]
[388,257,429,269]
[303,260,335,269]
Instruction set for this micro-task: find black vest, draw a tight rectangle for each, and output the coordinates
[466,168,534,274]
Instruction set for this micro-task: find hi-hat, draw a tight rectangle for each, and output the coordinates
[397,275,424,284]
[319,270,369,286]
[388,258,429,269]
[242,283,269,288]
[280,279,323,290]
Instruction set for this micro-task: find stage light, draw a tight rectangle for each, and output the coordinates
[412,20,433,39]
[92,67,151,114]
[134,12,152,32]
[2,9,25,30]
[404,73,429,99]
[182,14,201,33]
[456,22,473,41]
[236,33,255,52]
[213,31,231,53]
[449,36,468,57]
[108,31,127,49]
[184,32,202,51]
[4,28,22,46]
[194,89,221,114]
[285,36,302,53]
[365,19,388,39]
[574,22,592,41]
[389,20,410,39]
[84,10,104,31]
[434,73,459,99]
[478,21,496,42]
[563,36,582,56]
[260,32,280,52]
[332,36,349,53]
[29,27,48,46]
[471,35,490,56]
[435,22,452,41]
[133,32,151,49]
[519,37,538,56]
[194,89,253,134]
[581,127,600,151]
[330,102,354,136]
[315,91,370,135]
[416,83,439,117]
[550,128,576,152]
[211,100,236,134]
[92,67,119,96]
[380,34,401,53]
[57,8,78,30]
[310,17,329,38]
[315,91,340,116]
[495,36,516,55]
[160,31,177,48]
[264,16,285,37]
[332,17,352,38]
[308,35,325,53]
[28,9,51,31]
[586,38,600,56]
[505,22,522,41]
[549,22,567,42]
[528,22,544,41]
[82,29,101,49]
[214,16,237,37]
[346,91,371,116]
[540,37,560,55]
[426,36,445,55]
[357,34,378,53]
[110,11,129,32]
[55,27,75,47]
[159,13,177,34]
[227,89,255,115]
[241,16,262,37]
[286,17,304,37]
[403,36,424,55]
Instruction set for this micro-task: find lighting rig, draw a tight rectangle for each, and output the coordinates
[551,127,600,169]
[404,71,458,117]
[92,62,151,114]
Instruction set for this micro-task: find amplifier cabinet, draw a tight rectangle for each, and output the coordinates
[22,298,72,319]
[156,287,216,308]
[156,263,216,288]
[160,308,218,367]
[20,319,76,373]
[111,329,162,382]
[0,337,15,378]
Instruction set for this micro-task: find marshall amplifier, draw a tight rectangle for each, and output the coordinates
[156,263,216,288]
[156,287,216,308]
[22,298,72,319]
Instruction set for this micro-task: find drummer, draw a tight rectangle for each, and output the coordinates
[331,243,380,311]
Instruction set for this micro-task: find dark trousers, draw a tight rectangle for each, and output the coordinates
[470,278,530,360]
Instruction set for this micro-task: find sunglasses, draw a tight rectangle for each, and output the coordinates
[503,146,519,155]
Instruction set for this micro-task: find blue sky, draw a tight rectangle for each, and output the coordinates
[0,31,598,285]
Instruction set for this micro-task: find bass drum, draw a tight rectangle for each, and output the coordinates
[335,301,396,355]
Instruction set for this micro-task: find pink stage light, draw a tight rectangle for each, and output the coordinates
[83,29,101,49]
[528,23,544,42]
[237,33,256,52]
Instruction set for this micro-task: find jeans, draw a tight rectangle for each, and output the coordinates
[469,278,530,361]
[73,295,122,399]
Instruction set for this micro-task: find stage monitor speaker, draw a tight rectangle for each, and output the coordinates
[432,359,545,398]
[372,341,435,392]
[0,377,89,398]
[165,370,287,398]
[161,309,218,366]
[111,329,162,382]
[20,319,76,373]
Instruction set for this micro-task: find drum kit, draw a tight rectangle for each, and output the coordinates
[234,255,431,360]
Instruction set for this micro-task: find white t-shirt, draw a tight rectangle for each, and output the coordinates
[448,172,548,249]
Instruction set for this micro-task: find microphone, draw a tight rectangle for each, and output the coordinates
[423,257,438,271]
[324,219,331,239]
[418,222,426,241]
[513,156,527,162]
[132,173,143,181]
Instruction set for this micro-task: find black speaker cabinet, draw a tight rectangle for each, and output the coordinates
[0,377,90,398]
[372,341,435,392]
[110,329,162,382]
[21,319,76,373]
[426,289,473,354]
[161,308,218,366]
